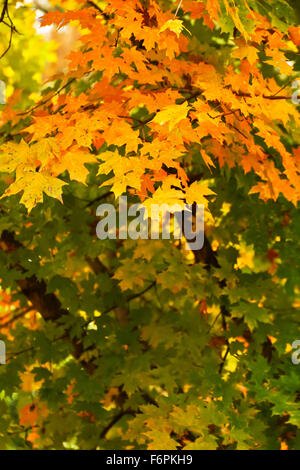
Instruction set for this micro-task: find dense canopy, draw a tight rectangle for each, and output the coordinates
[0,0,299,450]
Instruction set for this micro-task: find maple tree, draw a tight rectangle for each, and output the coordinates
[0,0,299,450]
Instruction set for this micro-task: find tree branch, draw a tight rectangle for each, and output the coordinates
[0,230,96,374]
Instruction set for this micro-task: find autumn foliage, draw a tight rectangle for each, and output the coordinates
[0,0,299,450]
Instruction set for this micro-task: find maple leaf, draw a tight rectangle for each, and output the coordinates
[55,147,97,184]
[19,371,43,392]
[98,151,144,198]
[144,429,179,450]
[143,185,185,213]
[160,19,190,38]
[0,170,66,212]
[103,120,141,153]
[232,40,259,65]
[201,150,215,168]
[183,1,206,19]
[58,121,93,149]
[33,137,61,168]
[234,243,255,270]
[113,262,154,292]
[40,11,67,29]
[152,102,190,131]
[0,140,32,173]
[19,404,39,427]
[264,49,293,75]
[185,181,215,206]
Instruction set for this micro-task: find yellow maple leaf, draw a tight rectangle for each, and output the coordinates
[185,181,215,206]
[232,40,259,65]
[104,121,141,153]
[1,169,66,212]
[19,371,43,392]
[98,151,144,198]
[105,174,132,199]
[33,137,60,168]
[152,102,190,131]
[234,243,255,270]
[143,186,185,213]
[0,138,60,176]
[264,49,293,75]
[160,19,190,38]
[55,147,96,184]
[0,139,32,174]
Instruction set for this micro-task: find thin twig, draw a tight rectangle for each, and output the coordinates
[0,0,8,23]
[0,21,13,59]
[100,409,134,439]
[219,345,230,374]
[17,78,77,116]
[174,0,183,18]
